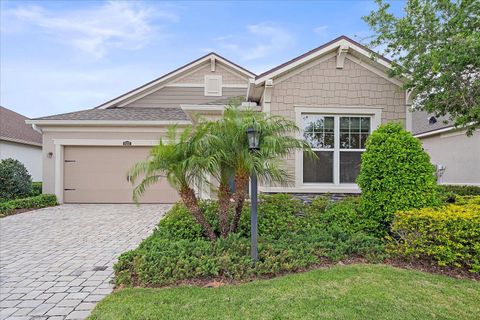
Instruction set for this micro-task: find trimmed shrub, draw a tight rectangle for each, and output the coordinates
[114,194,385,287]
[0,158,32,201]
[439,185,480,196]
[0,194,57,217]
[30,182,43,197]
[389,196,480,272]
[303,197,371,235]
[357,123,441,235]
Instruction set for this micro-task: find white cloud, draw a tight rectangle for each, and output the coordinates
[314,25,329,38]
[3,1,178,59]
[216,22,294,61]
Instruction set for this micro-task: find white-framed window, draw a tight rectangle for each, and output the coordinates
[204,75,222,96]
[301,114,371,185]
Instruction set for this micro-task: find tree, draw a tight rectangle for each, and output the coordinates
[198,103,312,236]
[129,126,217,241]
[363,0,480,135]
[356,123,441,236]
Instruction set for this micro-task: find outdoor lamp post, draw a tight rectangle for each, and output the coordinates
[246,126,260,263]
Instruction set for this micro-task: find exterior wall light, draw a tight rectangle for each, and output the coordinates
[246,127,260,150]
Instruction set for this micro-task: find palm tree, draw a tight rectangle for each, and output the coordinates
[199,103,313,235]
[128,126,217,241]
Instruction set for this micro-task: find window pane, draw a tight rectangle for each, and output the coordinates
[340,152,363,183]
[360,117,370,133]
[350,117,360,131]
[340,117,371,150]
[302,115,334,149]
[324,133,334,149]
[360,133,369,149]
[303,151,334,183]
[324,117,334,132]
[350,134,360,149]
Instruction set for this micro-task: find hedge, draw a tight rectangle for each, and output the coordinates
[0,194,57,217]
[390,196,480,273]
[439,185,480,196]
[30,182,43,197]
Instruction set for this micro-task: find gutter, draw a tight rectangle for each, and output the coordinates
[25,119,192,126]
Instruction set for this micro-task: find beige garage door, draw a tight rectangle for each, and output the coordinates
[63,146,180,203]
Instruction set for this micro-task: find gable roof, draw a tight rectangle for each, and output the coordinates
[0,106,42,147]
[95,52,256,110]
[255,35,395,85]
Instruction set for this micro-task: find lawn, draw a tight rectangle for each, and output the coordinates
[89,264,480,320]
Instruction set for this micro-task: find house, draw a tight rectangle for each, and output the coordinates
[413,110,480,186]
[1,106,43,181]
[26,36,411,204]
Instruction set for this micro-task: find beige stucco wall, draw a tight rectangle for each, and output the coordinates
[0,140,42,181]
[268,54,406,185]
[41,126,171,195]
[420,130,480,185]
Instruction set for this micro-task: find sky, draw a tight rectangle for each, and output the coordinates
[0,0,405,118]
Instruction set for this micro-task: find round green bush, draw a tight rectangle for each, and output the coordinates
[0,158,32,201]
[356,123,441,235]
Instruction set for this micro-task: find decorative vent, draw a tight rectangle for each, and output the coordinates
[204,75,222,96]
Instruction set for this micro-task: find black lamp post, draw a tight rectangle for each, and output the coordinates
[246,126,260,263]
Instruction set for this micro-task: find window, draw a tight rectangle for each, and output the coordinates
[302,115,371,184]
[204,75,222,96]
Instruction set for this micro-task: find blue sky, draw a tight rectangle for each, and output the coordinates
[0,0,405,118]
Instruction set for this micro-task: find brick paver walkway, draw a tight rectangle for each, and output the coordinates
[0,204,170,320]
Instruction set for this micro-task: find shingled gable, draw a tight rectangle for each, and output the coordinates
[95,52,256,110]
[254,35,399,86]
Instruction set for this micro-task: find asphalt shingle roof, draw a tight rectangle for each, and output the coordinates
[0,106,42,146]
[412,110,454,135]
[33,107,189,121]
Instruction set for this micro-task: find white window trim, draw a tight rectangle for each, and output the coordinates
[204,75,223,96]
[294,106,382,192]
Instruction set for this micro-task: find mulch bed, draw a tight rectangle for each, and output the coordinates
[385,258,480,281]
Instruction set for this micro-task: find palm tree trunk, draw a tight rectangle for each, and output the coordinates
[180,187,216,242]
[230,171,249,233]
[218,182,231,238]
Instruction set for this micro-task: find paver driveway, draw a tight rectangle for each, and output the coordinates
[0,204,170,320]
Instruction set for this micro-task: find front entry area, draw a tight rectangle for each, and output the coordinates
[63,146,179,203]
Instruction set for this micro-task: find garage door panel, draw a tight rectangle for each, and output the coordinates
[64,146,179,203]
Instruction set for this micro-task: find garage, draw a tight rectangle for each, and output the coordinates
[63,146,179,203]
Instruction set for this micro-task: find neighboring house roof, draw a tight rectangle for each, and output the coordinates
[31,107,189,123]
[0,106,42,147]
[412,110,454,136]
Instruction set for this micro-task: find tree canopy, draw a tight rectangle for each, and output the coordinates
[363,0,480,135]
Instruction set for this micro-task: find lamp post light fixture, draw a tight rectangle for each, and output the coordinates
[246,126,260,263]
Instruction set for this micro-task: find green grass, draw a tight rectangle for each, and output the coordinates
[89,264,480,320]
